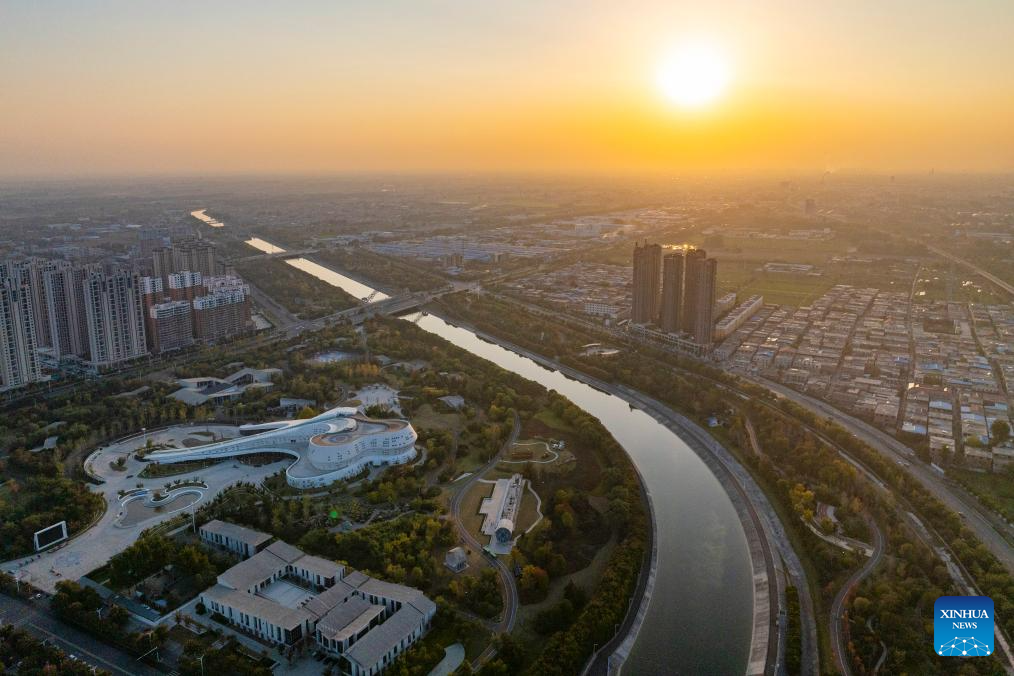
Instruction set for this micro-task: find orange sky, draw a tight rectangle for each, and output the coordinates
[2,1,1013,176]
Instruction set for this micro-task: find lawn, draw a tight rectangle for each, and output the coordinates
[460,481,494,541]
[513,486,541,533]
[411,403,463,433]
[532,409,572,432]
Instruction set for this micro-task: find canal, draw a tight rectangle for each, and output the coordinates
[245,231,754,673]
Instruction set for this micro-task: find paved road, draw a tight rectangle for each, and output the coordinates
[448,410,521,664]
[830,516,885,676]
[0,593,163,676]
[752,375,1014,574]
[743,416,820,676]
[741,380,1014,672]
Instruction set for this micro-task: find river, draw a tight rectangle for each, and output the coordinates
[243,233,754,673]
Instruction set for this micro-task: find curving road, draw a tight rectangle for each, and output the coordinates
[751,375,1014,574]
[830,516,885,676]
[739,377,1014,672]
[448,410,521,662]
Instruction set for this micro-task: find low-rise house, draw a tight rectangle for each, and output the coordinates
[199,519,273,559]
[197,526,434,672]
[444,547,467,573]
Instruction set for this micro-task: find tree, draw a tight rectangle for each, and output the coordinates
[519,565,549,602]
[991,419,1010,446]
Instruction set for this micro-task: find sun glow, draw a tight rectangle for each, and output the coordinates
[656,41,731,109]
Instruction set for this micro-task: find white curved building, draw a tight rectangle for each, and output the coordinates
[147,406,417,488]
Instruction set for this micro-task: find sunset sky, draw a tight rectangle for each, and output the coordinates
[3,1,1014,176]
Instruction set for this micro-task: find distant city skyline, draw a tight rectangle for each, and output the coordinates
[3,1,1014,176]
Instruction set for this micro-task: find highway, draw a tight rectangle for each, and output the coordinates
[448,411,521,665]
[923,241,1014,299]
[0,593,163,676]
[830,516,885,676]
[751,375,1014,574]
[737,376,1014,672]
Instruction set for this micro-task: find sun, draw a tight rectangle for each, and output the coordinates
[656,41,731,109]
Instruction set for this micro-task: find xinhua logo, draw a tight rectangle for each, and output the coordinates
[934,596,994,657]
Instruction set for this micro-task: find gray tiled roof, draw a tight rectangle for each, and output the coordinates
[265,540,304,563]
[346,604,424,669]
[203,584,312,630]
[218,549,286,591]
[359,577,435,615]
[316,596,384,641]
[295,554,343,579]
[342,570,370,588]
[303,581,356,620]
[200,520,272,548]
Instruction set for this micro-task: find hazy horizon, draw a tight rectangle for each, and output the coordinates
[4,1,1014,177]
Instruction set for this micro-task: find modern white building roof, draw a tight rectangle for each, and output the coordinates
[147,405,417,488]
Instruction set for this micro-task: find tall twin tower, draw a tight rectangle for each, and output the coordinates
[631,241,717,345]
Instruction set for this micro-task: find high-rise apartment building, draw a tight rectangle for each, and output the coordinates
[168,271,205,301]
[683,249,718,345]
[0,264,43,391]
[193,287,251,343]
[151,239,218,280]
[13,258,60,352]
[83,269,148,369]
[138,227,171,258]
[41,262,89,359]
[660,251,685,333]
[148,301,195,354]
[152,247,174,280]
[631,241,662,324]
[176,240,217,278]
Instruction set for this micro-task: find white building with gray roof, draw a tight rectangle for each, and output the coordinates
[196,523,434,671]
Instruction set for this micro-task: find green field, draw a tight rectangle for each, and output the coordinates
[695,235,845,264]
[736,273,836,306]
[950,468,1014,521]
[913,265,1009,305]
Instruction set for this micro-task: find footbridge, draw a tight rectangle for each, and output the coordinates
[308,284,469,329]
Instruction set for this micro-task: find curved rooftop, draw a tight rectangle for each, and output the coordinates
[147,404,417,488]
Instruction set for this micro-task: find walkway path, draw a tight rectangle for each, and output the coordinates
[830,516,885,676]
[427,643,465,676]
[2,425,287,591]
[448,411,521,666]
